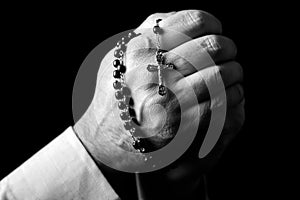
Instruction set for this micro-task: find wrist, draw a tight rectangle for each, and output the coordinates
[73,103,145,169]
[73,107,141,199]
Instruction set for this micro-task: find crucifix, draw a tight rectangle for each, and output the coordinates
[147,19,175,96]
[147,50,174,96]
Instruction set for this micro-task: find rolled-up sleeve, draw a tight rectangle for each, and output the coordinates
[0,127,120,200]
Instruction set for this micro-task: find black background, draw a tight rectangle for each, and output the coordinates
[1,1,290,199]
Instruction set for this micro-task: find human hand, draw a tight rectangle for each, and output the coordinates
[74,10,244,199]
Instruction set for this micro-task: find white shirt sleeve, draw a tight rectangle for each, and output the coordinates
[0,127,120,200]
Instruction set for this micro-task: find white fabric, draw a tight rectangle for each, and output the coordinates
[0,127,120,200]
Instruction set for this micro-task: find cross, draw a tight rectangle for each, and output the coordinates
[147,49,174,96]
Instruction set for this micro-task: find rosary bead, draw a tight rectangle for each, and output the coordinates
[121,86,131,96]
[158,85,167,96]
[118,101,127,110]
[166,63,175,69]
[113,59,120,68]
[113,70,122,78]
[113,80,122,89]
[114,49,123,58]
[153,25,161,34]
[124,121,133,130]
[156,55,163,64]
[117,40,121,47]
[122,37,129,44]
[120,111,130,120]
[128,32,132,38]
[115,90,124,100]
[117,64,126,73]
[156,50,166,64]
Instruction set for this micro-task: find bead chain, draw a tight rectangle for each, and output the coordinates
[112,31,149,153]
[113,19,165,153]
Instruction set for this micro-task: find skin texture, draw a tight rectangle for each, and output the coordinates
[74,10,245,200]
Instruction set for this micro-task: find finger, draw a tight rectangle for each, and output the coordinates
[197,99,245,161]
[171,62,243,104]
[224,84,244,107]
[164,35,237,77]
[162,10,222,36]
[179,98,244,167]
[159,10,222,49]
[205,83,244,109]
[137,12,177,29]
[221,99,245,147]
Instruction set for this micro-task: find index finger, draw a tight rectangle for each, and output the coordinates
[135,10,222,51]
[159,10,223,50]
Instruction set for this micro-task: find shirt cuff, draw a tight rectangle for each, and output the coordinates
[1,127,120,200]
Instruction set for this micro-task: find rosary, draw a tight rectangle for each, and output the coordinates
[113,19,210,199]
[112,19,174,153]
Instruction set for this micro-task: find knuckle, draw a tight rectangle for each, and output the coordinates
[184,10,222,33]
[201,35,222,55]
[201,36,237,59]
[174,56,187,68]
[185,10,206,27]
[147,13,157,20]
[166,52,187,69]
[144,13,158,25]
